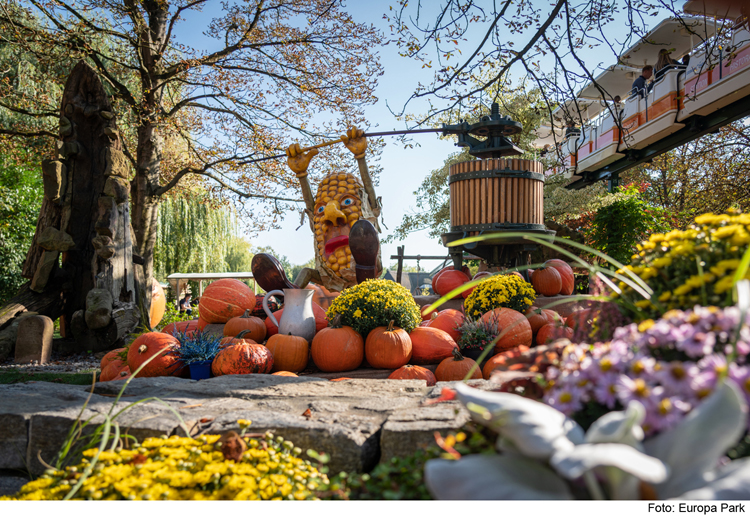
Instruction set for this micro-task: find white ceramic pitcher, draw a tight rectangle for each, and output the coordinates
[262,288,316,343]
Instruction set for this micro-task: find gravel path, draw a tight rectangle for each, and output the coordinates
[0,351,100,374]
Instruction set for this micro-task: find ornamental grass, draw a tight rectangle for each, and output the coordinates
[326,278,421,337]
[463,274,536,320]
[616,211,750,321]
[1,428,335,501]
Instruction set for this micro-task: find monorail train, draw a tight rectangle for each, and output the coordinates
[534,1,750,185]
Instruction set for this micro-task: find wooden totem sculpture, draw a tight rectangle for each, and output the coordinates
[0,61,139,352]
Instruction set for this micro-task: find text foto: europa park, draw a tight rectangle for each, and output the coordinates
[648,503,746,513]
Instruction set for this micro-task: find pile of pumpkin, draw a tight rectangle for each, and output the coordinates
[432,259,575,299]
[98,270,589,386]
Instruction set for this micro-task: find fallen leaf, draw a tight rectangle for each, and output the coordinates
[302,408,312,419]
[179,403,203,409]
[219,431,246,462]
[199,417,213,423]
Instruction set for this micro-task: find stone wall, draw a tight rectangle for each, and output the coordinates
[0,376,497,477]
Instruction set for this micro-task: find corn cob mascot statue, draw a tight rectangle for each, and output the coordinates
[251,127,382,293]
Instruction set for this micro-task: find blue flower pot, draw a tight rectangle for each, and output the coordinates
[189,360,213,381]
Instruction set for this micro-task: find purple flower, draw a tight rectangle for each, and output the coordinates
[615,375,652,406]
[591,371,620,408]
[545,384,587,415]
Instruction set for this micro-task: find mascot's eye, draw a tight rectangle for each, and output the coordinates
[342,197,354,206]
[316,205,325,214]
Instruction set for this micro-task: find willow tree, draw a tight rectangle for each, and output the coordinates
[0,0,383,313]
[153,192,240,283]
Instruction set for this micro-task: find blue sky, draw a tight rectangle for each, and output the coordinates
[173,1,673,270]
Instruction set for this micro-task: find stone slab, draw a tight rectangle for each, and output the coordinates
[0,376,506,477]
[14,315,54,364]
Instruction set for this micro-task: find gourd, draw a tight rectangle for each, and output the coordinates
[536,323,573,345]
[545,259,575,296]
[162,320,201,336]
[388,365,437,386]
[435,349,482,381]
[482,346,530,379]
[480,307,532,350]
[530,265,562,297]
[224,310,267,343]
[127,332,183,378]
[426,309,464,343]
[199,278,255,323]
[150,279,167,328]
[266,333,309,373]
[211,342,273,375]
[433,269,470,297]
[310,315,363,372]
[365,320,412,369]
[408,327,457,364]
[100,350,128,382]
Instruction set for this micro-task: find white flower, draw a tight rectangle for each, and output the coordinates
[425,380,750,500]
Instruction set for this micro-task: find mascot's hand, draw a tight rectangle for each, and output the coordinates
[341,126,367,159]
[286,143,319,176]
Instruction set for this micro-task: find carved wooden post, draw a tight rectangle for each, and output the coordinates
[1,61,140,351]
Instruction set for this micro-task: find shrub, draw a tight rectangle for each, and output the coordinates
[463,274,535,320]
[326,279,421,337]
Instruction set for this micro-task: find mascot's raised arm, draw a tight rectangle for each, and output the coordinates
[251,126,383,293]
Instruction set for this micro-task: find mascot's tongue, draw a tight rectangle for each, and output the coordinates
[325,235,349,256]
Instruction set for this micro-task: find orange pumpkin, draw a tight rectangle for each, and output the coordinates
[197,317,209,331]
[435,349,482,381]
[100,348,125,371]
[127,332,183,378]
[267,333,309,373]
[421,306,438,321]
[272,371,299,377]
[408,326,457,364]
[150,279,166,328]
[162,320,201,336]
[525,307,548,334]
[481,308,532,350]
[305,283,340,310]
[542,309,564,325]
[224,310,267,342]
[101,354,128,381]
[536,323,574,345]
[506,271,526,281]
[212,342,273,375]
[427,309,464,343]
[265,303,328,337]
[219,334,258,346]
[110,366,132,381]
[545,259,575,296]
[530,265,562,297]
[199,278,255,323]
[310,315,363,372]
[388,364,437,386]
[365,320,412,369]
[433,269,470,297]
[482,346,530,379]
